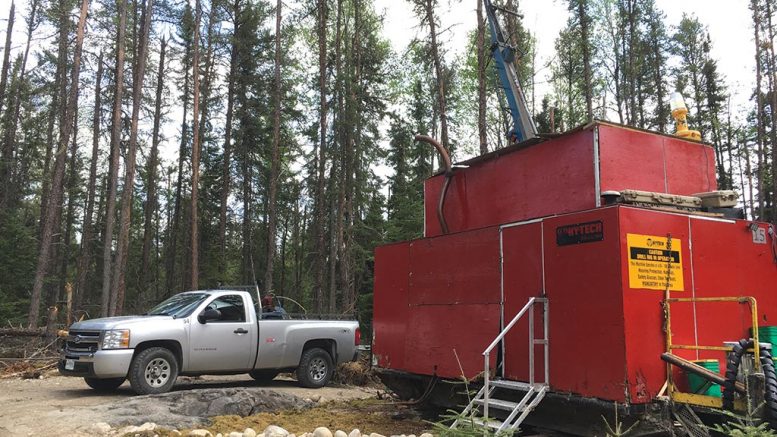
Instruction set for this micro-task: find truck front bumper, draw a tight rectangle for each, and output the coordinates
[58,349,134,379]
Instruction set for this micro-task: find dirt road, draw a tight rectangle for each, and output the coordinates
[0,373,378,437]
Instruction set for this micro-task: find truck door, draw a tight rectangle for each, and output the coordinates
[188,294,255,372]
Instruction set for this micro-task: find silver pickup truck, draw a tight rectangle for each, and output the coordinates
[58,290,360,395]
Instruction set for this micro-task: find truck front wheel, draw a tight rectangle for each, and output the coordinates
[84,377,125,391]
[128,347,179,395]
[297,347,333,388]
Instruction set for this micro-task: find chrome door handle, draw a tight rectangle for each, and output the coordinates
[234,328,249,334]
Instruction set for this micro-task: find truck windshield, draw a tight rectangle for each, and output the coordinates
[146,293,208,318]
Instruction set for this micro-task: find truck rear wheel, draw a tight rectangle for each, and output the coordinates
[84,377,125,392]
[128,347,178,395]
[297,347,333,388]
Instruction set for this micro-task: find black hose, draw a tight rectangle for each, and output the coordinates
[722,339,777,423]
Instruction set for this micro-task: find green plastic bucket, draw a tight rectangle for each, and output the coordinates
[757,326,777,349]
[687,360,721,397]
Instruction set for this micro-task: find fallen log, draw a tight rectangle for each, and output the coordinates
[0,327,45,337]
[661,352,746,394]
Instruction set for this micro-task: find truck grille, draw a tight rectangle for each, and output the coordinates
[65,330,101,353]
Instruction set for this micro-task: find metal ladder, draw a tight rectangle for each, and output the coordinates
[452,297,549,433]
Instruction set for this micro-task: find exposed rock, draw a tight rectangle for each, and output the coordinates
[244,428,258,437]
[368,433,386,437]
[264,425,289,437]
[419,434,433,437]
[188,430,213,437]
[313,427,333,437]
[347,430,361,437]
[118,425,140,434]
[228,433,244,437]
[89,422,112,435]
[90,388,311,429]
[334,430,347,437]
[137,422,157,432]
[216,434,223,437]
[170,431,183,437]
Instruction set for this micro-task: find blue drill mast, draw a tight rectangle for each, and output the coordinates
[483,0,538,143]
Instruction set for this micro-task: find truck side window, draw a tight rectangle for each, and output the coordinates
[207,295,246,322]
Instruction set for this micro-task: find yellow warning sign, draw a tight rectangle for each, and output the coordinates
[627,234,684,291]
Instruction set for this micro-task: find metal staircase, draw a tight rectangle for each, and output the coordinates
[452,297,549,433]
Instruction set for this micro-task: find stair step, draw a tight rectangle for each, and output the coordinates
[474,398,520,411]
[472,417,503,430]
[489,379,538,391]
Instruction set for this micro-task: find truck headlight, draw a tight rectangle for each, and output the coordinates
[102,330,130,349]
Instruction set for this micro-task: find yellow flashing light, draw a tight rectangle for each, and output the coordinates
[670,92,701,141]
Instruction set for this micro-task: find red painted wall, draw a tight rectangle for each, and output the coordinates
[598,124,717,195]
[374,229,502,379]
[373,242,410,371]
[424,129,596,237]
[374,123,774,406]
[619,208,777,403]
[424,123,718,238]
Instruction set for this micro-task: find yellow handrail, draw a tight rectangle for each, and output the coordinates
[664,296,760,400]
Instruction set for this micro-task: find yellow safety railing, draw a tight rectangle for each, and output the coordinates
[663,296,760,408]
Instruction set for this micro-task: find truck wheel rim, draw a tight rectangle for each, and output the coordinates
[309,357,327,382]
[144,357,171,388]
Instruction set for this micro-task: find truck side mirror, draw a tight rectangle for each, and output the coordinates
[198,308,221,324]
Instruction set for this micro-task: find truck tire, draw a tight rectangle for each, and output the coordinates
[249,369,279,382]
[84,377,125,392]
[297,347,333,388]
[128,347,179,395]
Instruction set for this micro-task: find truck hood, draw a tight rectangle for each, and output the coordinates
[70,315,174,330]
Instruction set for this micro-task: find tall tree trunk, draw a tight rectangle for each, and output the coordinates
[197,2,216,150]
[578,0,593,121]
[342,0,361,311]
[74,51,104,314]
[55,103,79,328]
[141,38,166,294]
[100,0,128,317]
[313,0,328,313]
[38,0,70,243]
[218,25,237,275]
[110,0,153,316]
[329,0,343,314]
[765,0,777,223]
[0,1,15,115]
[650,18,666,132]
[27,0,89,327]
[190,0,201,290]
[476,0,487,153]
[626,0,637,125]
[165,26,192,295]
[752,0,766,220]
[0,0,37,207]
[424,0,450,150]
[265,0,282,294]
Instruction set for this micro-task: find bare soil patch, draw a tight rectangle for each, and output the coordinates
[0,373,379,436]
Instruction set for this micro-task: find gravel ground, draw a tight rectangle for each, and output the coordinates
[0,372,377,437]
